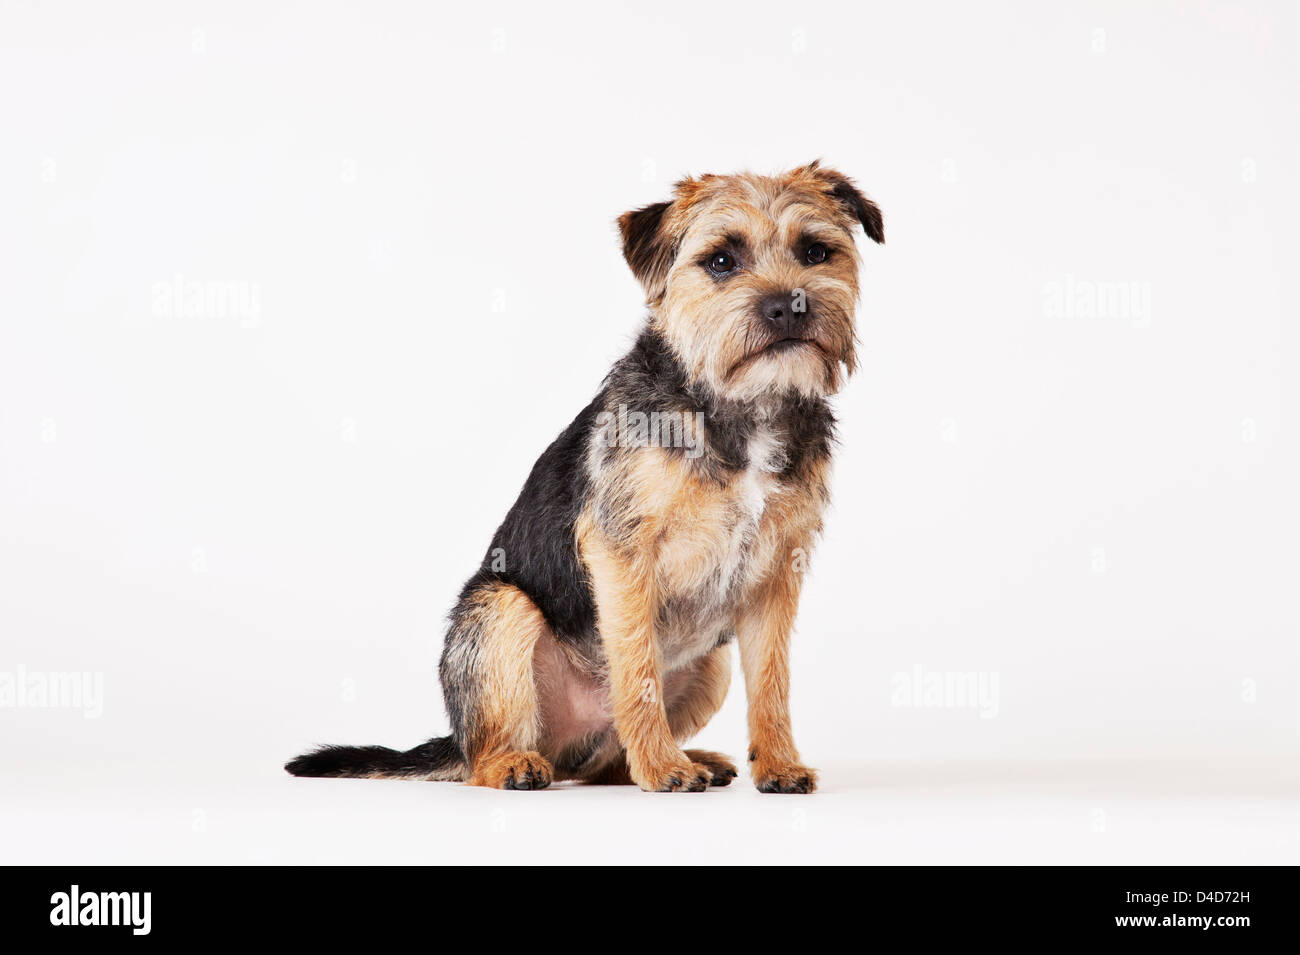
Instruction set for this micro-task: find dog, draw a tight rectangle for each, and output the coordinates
[286,161,883,792]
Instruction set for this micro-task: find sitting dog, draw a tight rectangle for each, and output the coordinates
[286,162,883,792]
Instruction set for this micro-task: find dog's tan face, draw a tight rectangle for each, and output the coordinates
[619,162,883,402]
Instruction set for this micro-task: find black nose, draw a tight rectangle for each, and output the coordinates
[758,292,804,336]
[761,295,789,322]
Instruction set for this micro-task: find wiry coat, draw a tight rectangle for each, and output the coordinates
[287,163,882,792]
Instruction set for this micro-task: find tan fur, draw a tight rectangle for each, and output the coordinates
[735,456,830,792]
[457,582,550,784]
[577,511,711,791]
[470,750,553,790]
[736,561,815,792]
[643,165,864,403]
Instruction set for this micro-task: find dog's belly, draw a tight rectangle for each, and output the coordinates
[534,631,611,751]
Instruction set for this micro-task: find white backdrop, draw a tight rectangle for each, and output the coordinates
[2,1,1297,864]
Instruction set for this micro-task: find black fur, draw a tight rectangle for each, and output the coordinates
[825,176,885,244]
[284,735,462,778]
[604,328,837,484]
[459,398,602,641]
[618,201,676,298]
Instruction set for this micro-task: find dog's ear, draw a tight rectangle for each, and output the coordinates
[832,179,884,244]
[618,200,676,302]
[810,166,884,244]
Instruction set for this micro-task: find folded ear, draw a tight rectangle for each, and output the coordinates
[617,200,675,302]
[816,169,884,244]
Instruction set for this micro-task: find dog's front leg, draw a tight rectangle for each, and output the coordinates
[737,563,818,794]
[582,532,711,793]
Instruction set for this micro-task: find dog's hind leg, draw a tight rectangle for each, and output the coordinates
[440,580,555,790]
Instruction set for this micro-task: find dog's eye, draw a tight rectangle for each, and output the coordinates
[707,252,736,275]
[804,243,829,265]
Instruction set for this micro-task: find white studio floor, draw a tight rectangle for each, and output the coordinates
[5,756,1297,865]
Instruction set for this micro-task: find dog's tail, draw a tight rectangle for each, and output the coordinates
[284,734,466,781]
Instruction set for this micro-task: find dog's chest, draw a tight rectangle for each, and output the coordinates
[654,427,787,664]
[721,426,783,577]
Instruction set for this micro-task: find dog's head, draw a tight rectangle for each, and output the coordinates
[618,161,883,402]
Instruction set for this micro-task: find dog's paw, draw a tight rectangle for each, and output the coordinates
[751,759,818,794]
[471,751,553,790]
[683,749,738,787]
[632,753,711,793]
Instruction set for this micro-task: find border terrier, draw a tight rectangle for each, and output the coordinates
[287,162,883,792]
